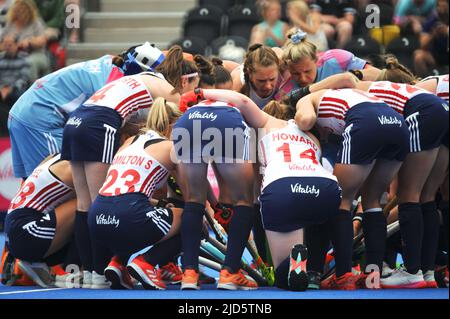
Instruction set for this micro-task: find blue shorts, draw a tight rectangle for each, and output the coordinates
[61,105,122,163]
[4,208,56,262]
[336,103,409,165]
[8,115,62,178]
[172,106,252,163]
[404,93,449,152]
[260,177,341,232]
[88,193,174,256]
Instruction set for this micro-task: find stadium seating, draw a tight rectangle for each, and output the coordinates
[345,35,382,60]
[199,0,233,12]
[386,36,420,70]
[183,5,225,44]
[170,36,209,56]
[225,4,261,40]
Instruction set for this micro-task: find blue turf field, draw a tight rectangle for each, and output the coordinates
[0,233,448,300]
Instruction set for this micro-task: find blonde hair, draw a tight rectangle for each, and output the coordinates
[288,1,309,21]
[283,28,317,64]
[376,55,418,84]
[7,0,39,26]
[263,101,295,120]
[142,97,182,137]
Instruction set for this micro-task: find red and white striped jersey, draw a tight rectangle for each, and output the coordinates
[317,89,383,135]
[258,120,336,190]
[99,130,169,198]
[368,81,430,115]
[84,74,153,124]
[8,155,75,214]
[422,74,449,103]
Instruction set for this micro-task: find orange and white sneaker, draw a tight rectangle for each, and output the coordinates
[423,270,438,288]
[217,268,258,291]
[104,256,134,290]
[321,272,358,290]
[127,256,166,290]
[181,269,200,290]
[159,262,183,285]
[356,272,382,289]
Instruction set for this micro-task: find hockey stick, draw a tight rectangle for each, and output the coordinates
[199,256,222,272]
[246,238,275,286]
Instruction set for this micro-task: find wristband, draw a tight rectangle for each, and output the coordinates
[352,213,363,223]
[349,69,363,80]
[289,86,311,106]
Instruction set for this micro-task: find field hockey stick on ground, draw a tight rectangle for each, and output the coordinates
[199,256,222,272]
[205,235,269,286]
[200,241,225,265]
[246,237,275,286]
[204,209,227,246]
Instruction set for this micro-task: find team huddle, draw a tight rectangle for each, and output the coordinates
[1,28,449,292]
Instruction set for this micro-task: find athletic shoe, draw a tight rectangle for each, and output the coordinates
[321,272,358,290]
[17,260,55,288]
[90,271,111,289]
[181,269,200,290]
[52,264,82,288]
[199,270,216,285]
[217,268,258,290]
[104,256,134,290]
[380,267,427,289]
[288,244,308,291]
[434,266,449,288]
[127,255,166,290]
[307,271,321,290]
[159,262,182,285]
[81,271,92,288]
[1,249,19,286]
[423,270,438,288]
[382,262,395,278]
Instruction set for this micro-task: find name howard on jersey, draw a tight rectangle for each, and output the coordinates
[271,133,318,151]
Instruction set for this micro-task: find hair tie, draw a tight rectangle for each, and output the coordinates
[291,29,307,44]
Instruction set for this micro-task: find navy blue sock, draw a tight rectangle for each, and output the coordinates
[274,257,290,290]
[305,222,331,274]
[252,203,268,263]
[143,234,181,266]
[439,201,449,267]
[421,201,440,272]
[330,210,353,277]
[362,209,386,273]
[398,202,423,274]
[181,202,205,271]
[75,210,93,271]
[223,205,255,273]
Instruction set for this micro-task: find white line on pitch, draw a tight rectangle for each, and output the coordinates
[0,288,67,295]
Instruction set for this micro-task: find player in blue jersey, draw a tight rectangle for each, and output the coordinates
[8,42,165,179]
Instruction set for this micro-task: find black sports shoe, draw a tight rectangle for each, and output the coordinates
[288,244,308,291]
[307,271,322,290]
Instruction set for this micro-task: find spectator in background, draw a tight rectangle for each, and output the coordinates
[0,0,13,34]
[250,0,289,47]
[0,35,31,136]
[34,0,65,41]
[413,0,449,77]
[287,0,329,52]
[0,0,50,80]
[310,0,357,49]
[394,0,437,34]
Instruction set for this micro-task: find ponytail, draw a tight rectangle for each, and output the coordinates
[283,28,317,65]
[376,55,418,84]
[156,45,198,93]
[142,97,182,137]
